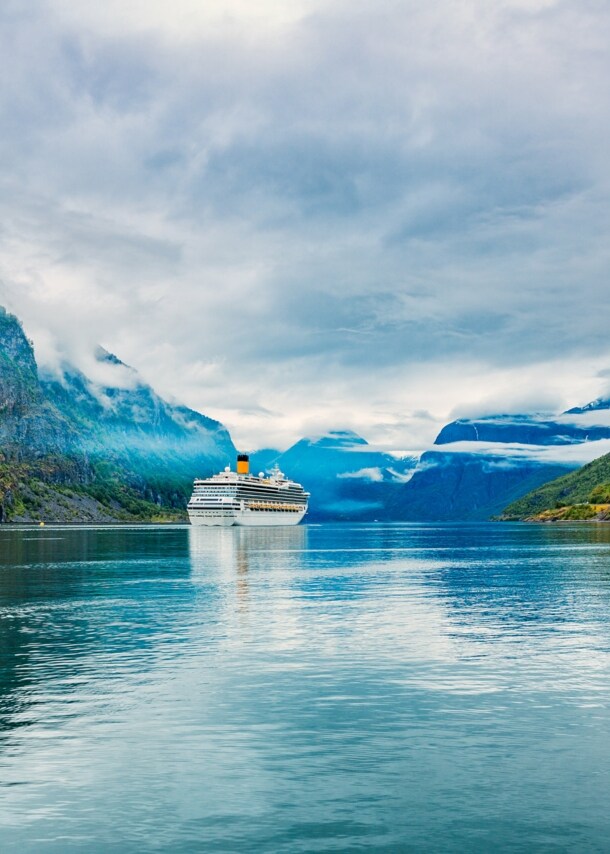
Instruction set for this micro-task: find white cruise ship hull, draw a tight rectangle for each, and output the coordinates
[187,456,309,528]
[188,509,306,527]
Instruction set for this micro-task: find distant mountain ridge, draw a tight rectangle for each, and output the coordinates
[565,397,610,414]
[388,401,610,521]
[248,402,610,522]
[251,430,417,520]
[435,412,610,446]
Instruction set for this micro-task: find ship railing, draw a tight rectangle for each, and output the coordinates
[246,502,305,511]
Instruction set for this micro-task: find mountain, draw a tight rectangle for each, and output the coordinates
[565,397,610,414]
[393,450,570,521]
[251,401,610,522]
[251,430,417,520]
[0,307,234,522]
[0,308,78,460]
[501,452,610,521]
[3,302,610,524]
[249,448,282,474]
[435,412,610,446]
[41,347,234,478]
[392,404,610,521]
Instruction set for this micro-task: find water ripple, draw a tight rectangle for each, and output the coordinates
[1,523,610,851]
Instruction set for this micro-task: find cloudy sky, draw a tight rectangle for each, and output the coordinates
[1,0,609,451]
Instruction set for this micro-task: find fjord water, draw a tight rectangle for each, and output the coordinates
[1,524,610,852]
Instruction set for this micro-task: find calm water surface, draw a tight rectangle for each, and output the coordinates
[1,522,610,852]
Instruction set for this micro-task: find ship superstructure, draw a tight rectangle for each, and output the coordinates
[187,454,309,526]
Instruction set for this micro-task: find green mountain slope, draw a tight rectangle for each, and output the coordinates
[501,452,610,520]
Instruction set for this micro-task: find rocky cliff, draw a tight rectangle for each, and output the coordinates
[0,309,78,461]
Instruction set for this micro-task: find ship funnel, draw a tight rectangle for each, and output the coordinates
[237,453,250,475]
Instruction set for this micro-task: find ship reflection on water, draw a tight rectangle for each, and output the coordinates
[188,524,308,610]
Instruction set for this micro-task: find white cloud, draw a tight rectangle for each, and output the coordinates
[51,0,318,40]
[428,439,610,466]
[558,410,610,428]
[1,0,610,449]
[337,467,384,482]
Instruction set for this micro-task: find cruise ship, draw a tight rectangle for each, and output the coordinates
[187,454,309,526]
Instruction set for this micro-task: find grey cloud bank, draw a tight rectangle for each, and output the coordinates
[1,0,609,449]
